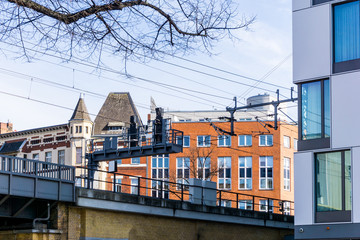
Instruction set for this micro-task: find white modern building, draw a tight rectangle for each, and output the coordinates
[293,0,360,239]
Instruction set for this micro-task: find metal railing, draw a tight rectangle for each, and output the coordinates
[0,155,75,182]
[76,166,294,216]
[88,129,184,153]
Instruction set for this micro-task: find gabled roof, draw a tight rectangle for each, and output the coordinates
[0,140,26,154]
[0,124,68,138]
[70,98,91,121]
[94,92,142,135]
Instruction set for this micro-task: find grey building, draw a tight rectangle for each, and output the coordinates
[293,0,360,239]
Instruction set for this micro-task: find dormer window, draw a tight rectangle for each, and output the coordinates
[107,122,125,131]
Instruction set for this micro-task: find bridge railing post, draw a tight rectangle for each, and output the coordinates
[113,172,116,192]
[160,180,163,199]
[137,177,140,196]
[252,196,255,211]
[218,190,221,206]
[236,193,239,209]
[181,183,184,202]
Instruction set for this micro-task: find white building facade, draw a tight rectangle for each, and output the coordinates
[293,0,360,239]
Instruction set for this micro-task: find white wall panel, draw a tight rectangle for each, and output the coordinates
[293,0,311,12]
[332,72,360,148]
[293,4,331,83]
[352,147,360,223]
[294,152,314,225]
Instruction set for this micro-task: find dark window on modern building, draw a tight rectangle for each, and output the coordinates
[315,150,351,223]
[313,0,332,5]
[299,79,330,150]
[333,0,360,73]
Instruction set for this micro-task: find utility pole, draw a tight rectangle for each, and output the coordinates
[225,88,298,135]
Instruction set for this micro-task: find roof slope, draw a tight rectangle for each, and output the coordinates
[70,98,91,121]
[0,140,26,154]
[94,92,142,135]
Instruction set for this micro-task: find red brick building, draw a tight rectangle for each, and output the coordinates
[112,94,297,214]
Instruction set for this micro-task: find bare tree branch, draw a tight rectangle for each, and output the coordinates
[1,0,255,61]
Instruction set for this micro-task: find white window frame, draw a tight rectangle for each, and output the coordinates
[283,201,291,215]
[45,152,52,163]
[294,138,298,151]
[218,157,231,190]
[115,178,122,193]
[197,157,211,180]
[284,157,290,191]
[76,147,82,164]
[130,177,139,195]
[218,135,231,147]
[238,135,252,147]
[151,155,170,199]
[58,150,65,165]
[131,157,140,165]
[239,200,253,210]
[176,157,190,190]
[197,135,211,147]
[33,153,39,161]
[259,199,273,212]
[239,157,252,190]
[259,135,273,146]
[219,200,231,208]
[259,156,273,190]
[284,135,290,148]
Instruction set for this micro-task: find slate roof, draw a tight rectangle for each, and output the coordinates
[70,98,91,121]
[0,140,26,154]
[93,92,142,135]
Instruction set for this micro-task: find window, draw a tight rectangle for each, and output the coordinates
[151,155,169,198]
[259,199,273,212]
[283,201,291,215]
[260,156,273,189]
[197,135,211,147]
[197,157,210,180]
[58,150,65,165]
[219,200,231,208]
[284,136,290,148]
[313,0,331,5]
[33,153,39,161]
[86,126,89,133]
[75,178,82,187]
[117,159,122,165]
[259,135,273,146]
[333,1,360,73]
[301,80,330,140]
[176,136,190,147]
[218,135,231,147]
[76,147,82,164]
[131,178,139,195]
[315,150,351,223]
[294,139,298,151]
[115,178,122,193]
[239,157,252,190]
[79,126,82,133]
[239,200,253,210]
[177,157,190,189]
[284,158,290,191]
[75,126,79,133]
[218,157,231,189]
[45,152,52,163]
[131,157,140,164]
[238,135,252,146]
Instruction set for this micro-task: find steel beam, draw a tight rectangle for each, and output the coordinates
[12,198,34,217]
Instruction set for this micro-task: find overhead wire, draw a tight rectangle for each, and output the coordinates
[0,41,227,108]
[0,13,294,98]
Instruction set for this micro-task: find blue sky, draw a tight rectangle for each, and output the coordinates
[0,0,295,131]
